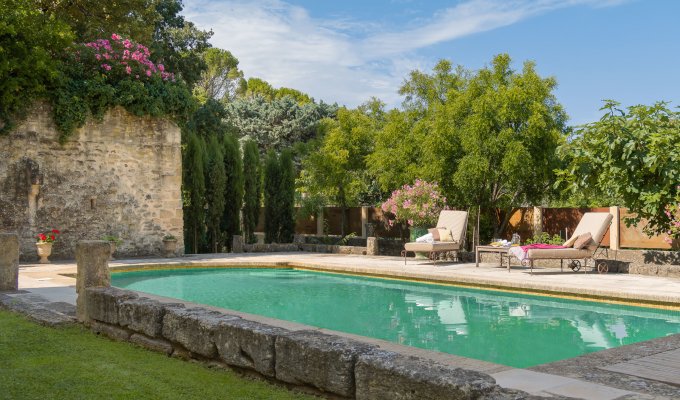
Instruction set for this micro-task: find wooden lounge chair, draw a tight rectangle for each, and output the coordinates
[402,210,468,265]
[523,212,613,274]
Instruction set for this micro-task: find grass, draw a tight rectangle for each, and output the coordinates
[0,310,314,400]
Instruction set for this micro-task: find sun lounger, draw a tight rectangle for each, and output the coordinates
[522,212,612,274]
[402,210,468,265]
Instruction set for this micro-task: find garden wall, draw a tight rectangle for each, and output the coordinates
[0,103,184,260]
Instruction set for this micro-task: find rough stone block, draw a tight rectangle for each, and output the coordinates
[0,233,19,291]
[366,237,378,256]
[130,333,174,355]
[91,320,131,341]
[119,297,171,337]
[162,306,240,358]
[232,235,244,253]
[214,319,289,377]
[275,330,376,397]
[85,287,138,325]
[667,265,680,278]
[76,240,112,322]
[355,350,497,400]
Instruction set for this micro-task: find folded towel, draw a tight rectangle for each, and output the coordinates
[416,233,435,243]
[509,243,565,261]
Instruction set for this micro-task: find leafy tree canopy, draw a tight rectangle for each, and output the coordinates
[226,94,337,153]
[557,100,680,237]
[0,0,73,132]
[193,48,245,103]
[367,54,568,235]
[244,78,313,104]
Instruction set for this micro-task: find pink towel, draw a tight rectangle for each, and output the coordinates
[520,243,565,251]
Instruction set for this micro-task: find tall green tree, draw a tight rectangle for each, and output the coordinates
[278,149,296,242]
[368,55,568,236]
[193,48,245,103]
[300,101,382,235]
[204,135,226,252]
[0,0,73,133]
[221,133,244,250]
[263,150,280,243]
[242,140,262,244]
[557,101,680,237]
[182,131,206,253]
[226,94,337,153]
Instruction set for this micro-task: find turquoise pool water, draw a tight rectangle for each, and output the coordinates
[112,268,680,368]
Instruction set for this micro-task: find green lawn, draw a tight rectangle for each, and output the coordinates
[0,310,314,399]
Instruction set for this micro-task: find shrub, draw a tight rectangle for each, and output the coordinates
[381,180,447,227]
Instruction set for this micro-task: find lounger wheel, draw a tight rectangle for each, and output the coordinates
[521,259,530,267]
[568,260,581,272]
[597,262,609,274]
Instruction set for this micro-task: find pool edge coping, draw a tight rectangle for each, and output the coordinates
[107,260,680,311]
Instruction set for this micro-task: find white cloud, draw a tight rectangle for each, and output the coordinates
[183,0,626,108]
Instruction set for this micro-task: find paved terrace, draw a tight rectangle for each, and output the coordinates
[14,253,680,399]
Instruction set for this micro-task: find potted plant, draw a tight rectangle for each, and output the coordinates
[381,180,447,242]
[102,235,123,260]
[162,234,178,257]
[35,229,60,264]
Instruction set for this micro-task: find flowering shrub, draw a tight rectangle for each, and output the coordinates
[36,229,60,243]
[50,33,194,143]
[381,180,447,227]
[83,34,175,82]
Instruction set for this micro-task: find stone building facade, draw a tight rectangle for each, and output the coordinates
[0,103,184,261]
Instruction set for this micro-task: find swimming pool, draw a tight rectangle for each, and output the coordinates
[112,267,680,368]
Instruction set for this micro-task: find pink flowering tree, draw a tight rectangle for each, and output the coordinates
[82,33,175,81]
[381,180,447,228]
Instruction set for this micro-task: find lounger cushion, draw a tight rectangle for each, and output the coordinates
[573,232,593,249]
[526,248,592,259]
[428,228,440,241]
[562,235,578,248]
[404,242,460,252]
[438,228,453,242]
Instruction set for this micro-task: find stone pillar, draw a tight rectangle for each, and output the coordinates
[76,240,111,323]
[532,206,543,236]
[361,206,369,238]
[316,210,325,236]
[232,235,244,253]
[609,206,620,251]
[0,233,19,291]
[366,237,379,256]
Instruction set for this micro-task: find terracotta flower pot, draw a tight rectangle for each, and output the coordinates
[36,242,53,264]
[162,239,178,258]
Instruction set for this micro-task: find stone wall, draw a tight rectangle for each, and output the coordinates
[0,103,183,260]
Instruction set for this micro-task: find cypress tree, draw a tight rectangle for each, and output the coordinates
[278,149,296,243]
[221,133,244,250]
[205,135,226,252]
[182,131,206,254]
[263,150,280,243]
[242,140,261,244]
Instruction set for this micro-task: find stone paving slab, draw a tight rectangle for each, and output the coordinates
[601,348,680,387]
[492,369,640,400]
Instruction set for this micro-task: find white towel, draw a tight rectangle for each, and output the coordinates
[508,246,526,261]
[416,233,434,243]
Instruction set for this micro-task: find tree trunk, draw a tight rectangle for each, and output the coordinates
[494,207,519,238]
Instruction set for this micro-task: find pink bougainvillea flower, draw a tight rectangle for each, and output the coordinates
[111,33,121,41]
[145,70,152,77]
[158,64,165,72]
[125,66,132,74]
[123,39,132,49]
[101,64,112,71]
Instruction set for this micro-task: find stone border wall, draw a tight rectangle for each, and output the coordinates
[82,286,539,399]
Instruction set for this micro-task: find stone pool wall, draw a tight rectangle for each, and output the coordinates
[81,285,541,399]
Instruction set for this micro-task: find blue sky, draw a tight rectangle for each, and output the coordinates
[185,0,680,125]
